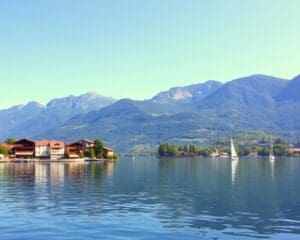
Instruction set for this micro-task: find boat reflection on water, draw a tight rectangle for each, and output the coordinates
[0,158,299,240]
[231,157,239,184]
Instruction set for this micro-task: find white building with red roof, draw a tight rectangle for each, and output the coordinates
[35,140,65,160]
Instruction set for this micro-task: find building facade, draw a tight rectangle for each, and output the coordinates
[12,139,35,159]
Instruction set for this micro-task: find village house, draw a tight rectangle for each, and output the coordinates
[35,141,50,159]
[49,141,65,160]
[35,140,65,160]
[65,142,84,158]
[66,140,114,158]
[7,139,65,160]
[77,139,94,150]
[65,139,94,158]
[103,147,114,157]
[11,139,35,159]
[7,138,113,160]
[289,143,300,155]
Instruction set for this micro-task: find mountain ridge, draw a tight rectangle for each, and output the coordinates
[0,92,116,139]
[1,74,299,152]
[37,74,300,151]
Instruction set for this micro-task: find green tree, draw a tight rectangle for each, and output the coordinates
[5,138,16,144]
[158,143,168,157]
[167,144,178,156]
[0,145,9,156]
[183,145,189,152]
[94,139,104,158]
[90,149,96,159]
[189,145,196,153]
[158,143,178,157]
[274,144,288,156]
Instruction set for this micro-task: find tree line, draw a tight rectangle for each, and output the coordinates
[158,141,292,157]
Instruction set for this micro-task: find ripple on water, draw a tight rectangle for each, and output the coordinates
[0,158,299,239]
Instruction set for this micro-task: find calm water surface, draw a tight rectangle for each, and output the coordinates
[0,157,299,239]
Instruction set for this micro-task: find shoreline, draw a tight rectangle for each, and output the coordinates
[0,158,116,163]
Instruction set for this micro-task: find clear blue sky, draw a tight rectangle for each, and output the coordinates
[0,0,299,108]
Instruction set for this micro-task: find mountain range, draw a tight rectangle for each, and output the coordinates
[1,74,300,152]
[0,92,116,139]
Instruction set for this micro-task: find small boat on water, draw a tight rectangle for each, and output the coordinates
[231,139,239,161]
[269,140,275,161]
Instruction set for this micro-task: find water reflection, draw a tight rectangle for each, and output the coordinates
[0,158,299,240]
[270,159,275,181]
[231,159,239,184]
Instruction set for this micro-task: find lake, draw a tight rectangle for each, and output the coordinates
[0,157,299,239]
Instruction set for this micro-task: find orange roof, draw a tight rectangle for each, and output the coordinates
[49,141,64,148]
[34,140,64,148]
[35,140,49,146]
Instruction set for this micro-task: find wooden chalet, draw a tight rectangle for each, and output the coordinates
[65,142,84,158]
[11,139,35,159]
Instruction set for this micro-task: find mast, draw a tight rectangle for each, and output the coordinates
[269,137,275,161]
[231,139,238,160]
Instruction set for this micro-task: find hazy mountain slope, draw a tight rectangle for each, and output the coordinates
[275,75,300,102]
[39,74,300,152]
[39,99,223,151]
[2,74,299,152]
[198,75,288,109]
[0,92,116,139]
[152,81,222,104]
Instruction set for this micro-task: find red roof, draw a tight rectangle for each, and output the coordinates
[103,147,113,151]
[35,140,49,146]
[35,140,64,148]
[49,141,64,148]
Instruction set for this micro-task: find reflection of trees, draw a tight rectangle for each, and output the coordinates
[0,158,299,237]
[156,157,299,237]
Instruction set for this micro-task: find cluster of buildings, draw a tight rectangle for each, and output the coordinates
[1,138,113,160]
[289,143,300,155]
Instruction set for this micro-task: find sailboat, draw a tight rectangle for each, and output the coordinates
[231,139,239,161]
[269,140,275,161]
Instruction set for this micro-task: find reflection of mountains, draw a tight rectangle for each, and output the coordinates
[0,158,299,238]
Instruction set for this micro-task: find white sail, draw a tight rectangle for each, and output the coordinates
[231,139,239,161]
[269,140,275,161]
